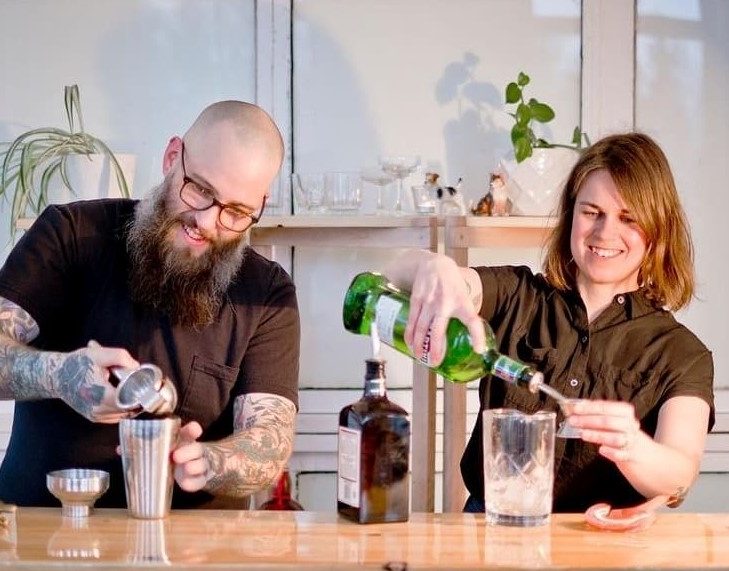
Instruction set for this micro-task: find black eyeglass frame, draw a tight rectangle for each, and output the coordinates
[178,141,266,232]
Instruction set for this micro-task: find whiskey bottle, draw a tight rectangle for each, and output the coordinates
[260,467,304,511]
[342,271,544,391]
[337,358,410,524]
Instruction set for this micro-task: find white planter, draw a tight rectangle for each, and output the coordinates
[505,148,579,216]
[51,153,136,204]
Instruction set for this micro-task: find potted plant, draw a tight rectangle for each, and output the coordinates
[505,71,589,163]
[502,72,589,215]
[0,84,131,237]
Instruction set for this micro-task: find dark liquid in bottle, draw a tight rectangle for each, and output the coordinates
[337,360,410,524]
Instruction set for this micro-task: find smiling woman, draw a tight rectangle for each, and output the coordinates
[545,132,695,315]
[381,132,714,515]
[569,170,648,320]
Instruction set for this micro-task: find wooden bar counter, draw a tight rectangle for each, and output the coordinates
[0,508,727,569]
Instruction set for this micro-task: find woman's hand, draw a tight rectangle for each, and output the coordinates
[398,252,485,366]
[566,399,643,463]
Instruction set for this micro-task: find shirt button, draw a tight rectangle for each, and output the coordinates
[617,295,625,304]
[569,378,579,387]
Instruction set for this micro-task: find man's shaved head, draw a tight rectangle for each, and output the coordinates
[184,101,284,169]
[127,101,285,327]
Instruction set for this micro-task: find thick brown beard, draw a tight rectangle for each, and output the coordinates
[126,179,248,328]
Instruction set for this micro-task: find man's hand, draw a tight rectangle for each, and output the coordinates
[171,421,208,492]
[164,394,296,500]
[53,340,140,423]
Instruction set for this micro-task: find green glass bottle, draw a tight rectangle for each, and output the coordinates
[342,271,544,391]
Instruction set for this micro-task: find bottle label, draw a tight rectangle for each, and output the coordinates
[337,426,361,507]
[375,296,402,345]
[493,355,528,386]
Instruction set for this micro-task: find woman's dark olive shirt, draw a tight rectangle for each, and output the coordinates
[461,265,715,513]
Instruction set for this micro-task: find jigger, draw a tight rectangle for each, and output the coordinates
[113,364,178,415]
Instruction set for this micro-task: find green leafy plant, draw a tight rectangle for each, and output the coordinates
[0,84,130,236]
[505,72,590,163]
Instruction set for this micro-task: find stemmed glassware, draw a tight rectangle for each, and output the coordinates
[378,155,421,214]
[360,167,395,215]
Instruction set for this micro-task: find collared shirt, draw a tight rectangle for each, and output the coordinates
[461,265,714,512]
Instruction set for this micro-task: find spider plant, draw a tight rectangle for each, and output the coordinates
[0,84,130,237]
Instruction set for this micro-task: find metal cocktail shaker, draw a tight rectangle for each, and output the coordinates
[119,416,181,519]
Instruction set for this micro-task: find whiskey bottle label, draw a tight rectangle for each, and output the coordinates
[374,296,402,345]
[337,426,361,507]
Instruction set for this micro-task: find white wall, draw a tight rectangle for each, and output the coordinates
[0,0,257,259]
[0,0,257,463]
[635,0,729,390]
[632,2,729,513]
[293,0,581,391]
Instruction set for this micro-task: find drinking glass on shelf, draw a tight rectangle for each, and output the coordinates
[411,184,436,214]
[360,168,395,215]
[291,173,327,214]
[325,172,362,213]
[378,156,421,214]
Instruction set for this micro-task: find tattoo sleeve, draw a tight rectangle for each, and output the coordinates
[0,297,39,344]
[0,297,55,400]
[202,392,296,498]
[0,297,104,418]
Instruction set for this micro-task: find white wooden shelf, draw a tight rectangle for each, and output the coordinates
[251,215,437,250]
[18,214,554,233]
[444,214,557,249]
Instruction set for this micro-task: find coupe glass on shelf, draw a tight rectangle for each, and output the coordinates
[360,167,395,215]
[378,155,421,215]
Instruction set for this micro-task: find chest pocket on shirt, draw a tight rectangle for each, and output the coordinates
[178,356,240,431]
[521,346,555,371]
[584,363,654,419]
[499,344,559,414]
[513,329,559,372]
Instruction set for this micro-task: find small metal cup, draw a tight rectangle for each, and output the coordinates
[119,416,181,519]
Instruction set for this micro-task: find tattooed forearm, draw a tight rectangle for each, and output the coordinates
[202,393,296,497]
[0,341,107,417]
[0,297,105,417]
[0,342,62,400]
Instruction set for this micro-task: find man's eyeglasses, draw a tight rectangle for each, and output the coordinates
[179,141,266,232]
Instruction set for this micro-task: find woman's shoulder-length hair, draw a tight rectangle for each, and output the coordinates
[543,132,694,311]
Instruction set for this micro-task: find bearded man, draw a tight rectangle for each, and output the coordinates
[0,101,299,508]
